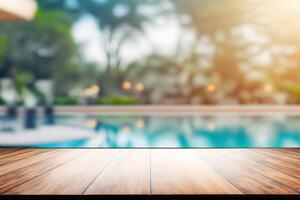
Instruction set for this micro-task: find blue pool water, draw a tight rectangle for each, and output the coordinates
[1,114,300,148]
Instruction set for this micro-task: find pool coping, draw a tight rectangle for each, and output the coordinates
[1,105,300,115]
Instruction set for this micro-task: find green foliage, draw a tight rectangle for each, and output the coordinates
[0,7,81,97]
[54,97,78,105]
[78,0,160,96]
[2,0,300,105]
[0,36,7,69]
[14,72,35,94]
[0,97,5,105]
[284,83,300,104]
[96,96,138,105]
[0,9,77,79]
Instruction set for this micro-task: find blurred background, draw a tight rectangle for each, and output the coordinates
[1,0,300,106]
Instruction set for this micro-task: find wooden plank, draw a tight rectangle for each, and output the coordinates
[5,150,119,195]
[0,149,85,194]
[0,148,24,156]
[263,149,300,161]
[216,149,300,193]
[242,149,300,179]
[279,149,300,154]
[0,148,35,159]
[84,149,150,195]
[1,149,300,195]
[199,149,297,194]
[0,147,24,154]
[150,149,242,194]
[0,148,53,166]
[0,149,65,177]
[259,149,300,169]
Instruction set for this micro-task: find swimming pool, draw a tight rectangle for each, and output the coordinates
[1,113,300,148]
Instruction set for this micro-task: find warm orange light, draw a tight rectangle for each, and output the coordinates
[264,84,273,93]
[91,84,100,94]
[207,84,216,93]
[135,83,144,92]
[122,81,132,90]
[84,84,100,96]
[136,119,144,128]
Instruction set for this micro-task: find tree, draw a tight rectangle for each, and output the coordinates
[36,0,161,96]
[0,9,80,98]
[170,0,274,104]
[78,0,161,95]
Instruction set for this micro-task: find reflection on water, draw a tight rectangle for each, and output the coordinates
[1,114,300,148]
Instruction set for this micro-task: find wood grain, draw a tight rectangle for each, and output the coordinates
[151,149,242,194]
[262,149,300,162]
[0,149,85,193]
[215,149,300,193]
[278,149,300,154]
[0,148,52,166]
[0,148,24,156]
[5,149,119,195]
[0,148,299,195]
[84,149,150,194]
[0,149,59,176]
[198,149,298,194]
[241,149,300,179]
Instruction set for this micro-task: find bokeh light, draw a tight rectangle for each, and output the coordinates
[135,83,144,92]
[122,81,132,91]
[207,84,216,93]
[136,119,145,128]
[264,84,274,93]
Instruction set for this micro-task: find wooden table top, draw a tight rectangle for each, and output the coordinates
[0,148,299,195]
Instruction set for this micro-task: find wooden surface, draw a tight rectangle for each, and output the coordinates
[0,148,299,195]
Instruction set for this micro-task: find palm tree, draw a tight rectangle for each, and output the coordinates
[78,0,160,96]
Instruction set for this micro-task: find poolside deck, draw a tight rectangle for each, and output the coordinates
[0,148,299,195]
